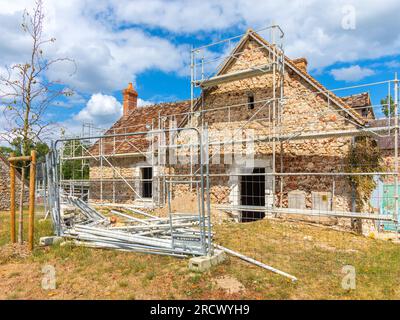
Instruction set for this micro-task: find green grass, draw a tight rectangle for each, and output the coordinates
[1,210,400,299]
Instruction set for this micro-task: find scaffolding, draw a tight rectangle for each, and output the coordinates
[49,25,399,236]
[47,127,213,257]
[189,28,399,231]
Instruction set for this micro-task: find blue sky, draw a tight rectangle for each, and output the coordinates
[1,0,400,139]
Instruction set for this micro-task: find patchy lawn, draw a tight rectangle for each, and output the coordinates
[0,210,400,300]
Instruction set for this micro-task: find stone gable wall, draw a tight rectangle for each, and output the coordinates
[380,149,399,184]
[180,38,355,211]
[0,159,11,210]
[0,159,28,211]
[87,37,363,213]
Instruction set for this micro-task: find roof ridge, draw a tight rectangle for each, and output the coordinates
[247,31,365,125]
[121,99,191,119]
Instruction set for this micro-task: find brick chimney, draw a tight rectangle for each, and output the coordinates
[122,82,138,116]
[292,57,308,73]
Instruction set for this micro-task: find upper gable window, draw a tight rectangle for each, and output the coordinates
[247,93,255,110]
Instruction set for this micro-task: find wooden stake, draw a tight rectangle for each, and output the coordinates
[28,150,37,251]
[9,153,16,243]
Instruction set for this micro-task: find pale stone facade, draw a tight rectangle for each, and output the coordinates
[88,31,369,217]
[0,157,11,210]
[381,150,399,184]
[0,156,27,211]
[181,36,356,212]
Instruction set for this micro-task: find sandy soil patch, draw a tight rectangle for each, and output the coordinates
[213,276,245,294]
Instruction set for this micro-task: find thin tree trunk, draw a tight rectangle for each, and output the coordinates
[18,165,25,244]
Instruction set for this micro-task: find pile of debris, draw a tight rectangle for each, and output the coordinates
[61,197,212,258]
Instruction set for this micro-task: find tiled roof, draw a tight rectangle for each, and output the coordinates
[342,92,371,108]
[342,92,374,119]
[368,118,398,150]
[90,101,190,155]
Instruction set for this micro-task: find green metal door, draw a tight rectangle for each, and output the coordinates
[381,184,400,231]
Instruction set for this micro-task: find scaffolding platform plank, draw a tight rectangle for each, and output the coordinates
[195,64,273,88]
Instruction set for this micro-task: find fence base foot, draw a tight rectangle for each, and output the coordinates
[188,250,226,272]
[39,236,63,246]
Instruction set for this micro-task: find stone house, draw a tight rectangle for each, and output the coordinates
[88,83,190,205]
[87,29,378,219]
[0,155,28,211]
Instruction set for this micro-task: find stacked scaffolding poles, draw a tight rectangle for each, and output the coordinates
[50,127,211,257]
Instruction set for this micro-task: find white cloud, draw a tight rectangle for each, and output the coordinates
[138,98,152,107]
[0,0,189,94]
[59,95,154,137]
[384,60,400,69]
[0,106,9,138]
[3,0,400,140]
[73,93,153,125]
[110,0,400,70]
[112,0,240,33]
[330,65,375,82]
[2,0,400,89]
[74,93,122,125]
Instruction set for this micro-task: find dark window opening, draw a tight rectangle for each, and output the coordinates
[141,167,153,198]
[247,93,255,110]
[240,167,266,223]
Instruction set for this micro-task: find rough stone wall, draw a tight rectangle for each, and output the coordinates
[87,37,360,213]
[276,155,352,211]
[0,159,11,210]
[380,149,399,184]
[89,157,147,203]
[180,37,356,211]
[88,156,171,204]
[0,159,28,211]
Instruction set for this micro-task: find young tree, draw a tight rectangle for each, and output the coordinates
[381,95,396,117]
[0,0,75,244]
